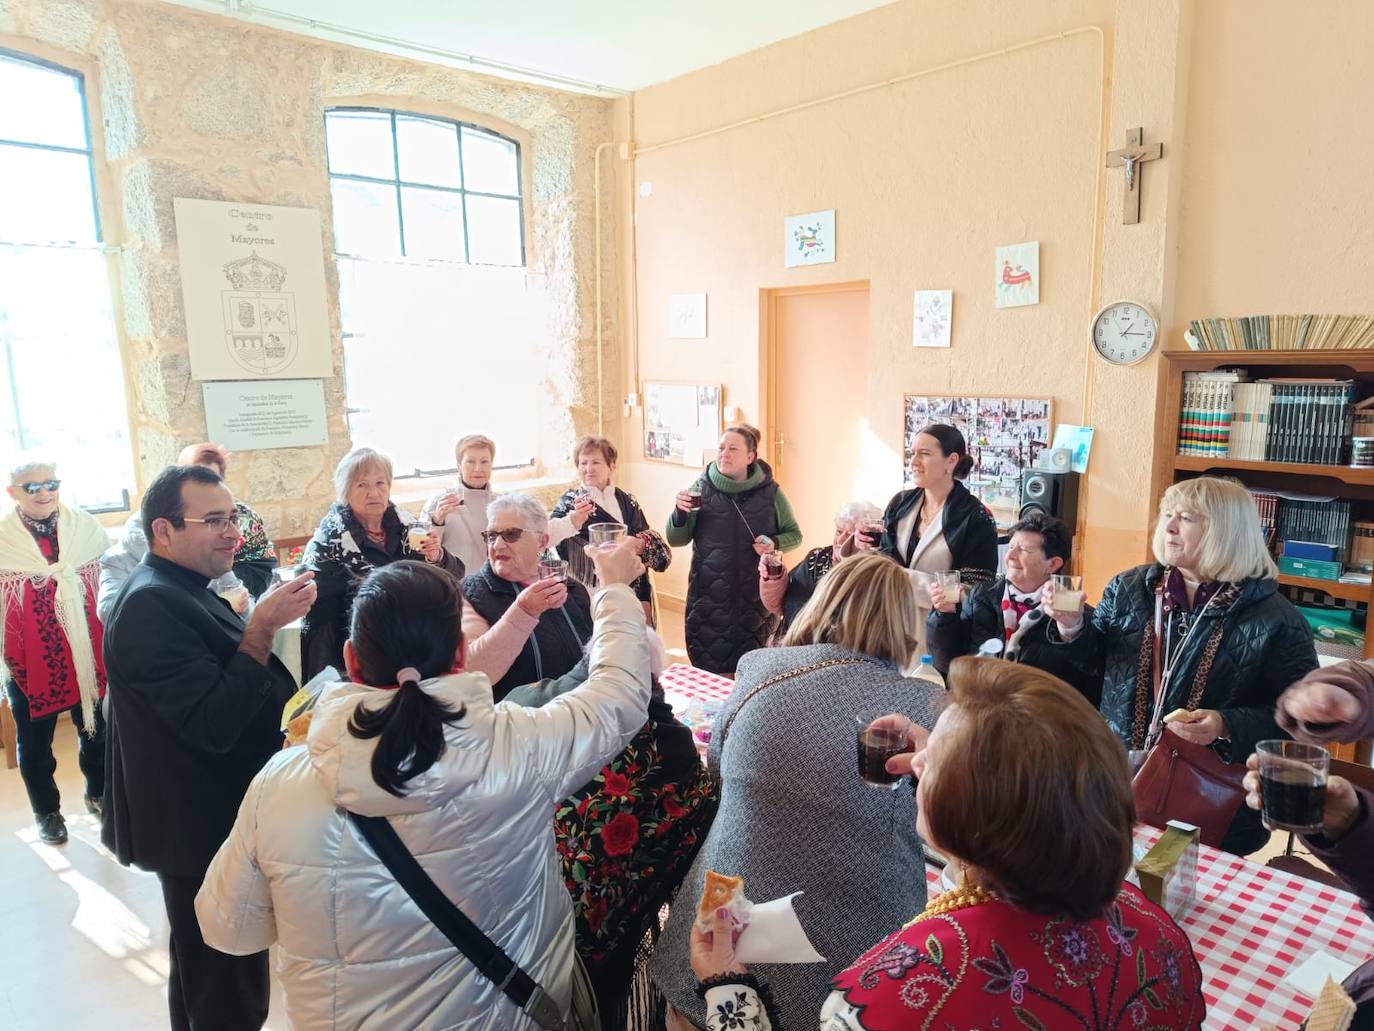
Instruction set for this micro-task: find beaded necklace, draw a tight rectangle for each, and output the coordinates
[905,882,999,925]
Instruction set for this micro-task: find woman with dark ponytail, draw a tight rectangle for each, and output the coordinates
[857,423,998,656]
[196,543,654,1029]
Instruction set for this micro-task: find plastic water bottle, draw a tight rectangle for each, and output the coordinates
[912,654,946,690]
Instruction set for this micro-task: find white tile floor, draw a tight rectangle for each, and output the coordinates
[0,720,286,1030]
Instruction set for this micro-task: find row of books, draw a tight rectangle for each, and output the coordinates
[1177,372,1361,464]
[1250,489,1364,580]
[1184,314,1374,351]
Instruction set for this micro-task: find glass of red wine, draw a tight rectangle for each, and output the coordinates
[856,715,912,788]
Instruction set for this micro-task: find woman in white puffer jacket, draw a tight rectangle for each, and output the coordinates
[195,541,650,1029]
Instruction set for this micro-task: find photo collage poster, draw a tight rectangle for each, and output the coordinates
[903,394,1053,528]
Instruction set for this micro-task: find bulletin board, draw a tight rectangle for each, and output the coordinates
[903,394,1053,528]
[644,382,722,467]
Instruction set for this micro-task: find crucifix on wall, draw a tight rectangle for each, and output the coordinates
[1105,127,1163,225]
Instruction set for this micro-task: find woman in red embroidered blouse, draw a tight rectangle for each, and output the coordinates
[689,658,1206,1030]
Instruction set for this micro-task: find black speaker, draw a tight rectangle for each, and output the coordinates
[1020,469,1081,527]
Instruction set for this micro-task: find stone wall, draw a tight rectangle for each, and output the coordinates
[1,0,618,536]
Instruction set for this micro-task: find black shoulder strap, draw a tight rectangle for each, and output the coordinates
[348,812,565,1029]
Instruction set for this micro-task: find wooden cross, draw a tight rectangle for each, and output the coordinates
[1105,127,1163,225]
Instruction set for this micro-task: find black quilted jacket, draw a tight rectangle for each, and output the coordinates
[1056,562,1317,854]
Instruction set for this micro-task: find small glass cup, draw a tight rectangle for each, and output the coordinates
[857,520,885,548]
[856,715,912,788]
[762,552,785,580]
[587,522,627,546]
[1051,574,1085,615]
[685,487,704,510]
[538,557,568,582]
[935,570,962,606]
[407,519,433,552]
[1256,740,1330,834]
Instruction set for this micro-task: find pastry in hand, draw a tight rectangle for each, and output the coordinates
[698,870,744,930]
[285,711,313,747]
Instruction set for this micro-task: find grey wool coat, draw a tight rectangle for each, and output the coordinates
[649,643,946,1029]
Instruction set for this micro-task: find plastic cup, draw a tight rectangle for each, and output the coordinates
[1256,740,1329,834]
[587,522,626,545]
[762,553,785,580]
[936,570,962,605]
[686,487,703,510]
[538,558,568,582]
[1051,574,1085,614]
[407,523,433,551]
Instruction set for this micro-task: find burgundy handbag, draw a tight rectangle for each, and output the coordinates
[1130,597,1246,849]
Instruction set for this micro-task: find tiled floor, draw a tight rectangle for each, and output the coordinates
[0,721,286,1030]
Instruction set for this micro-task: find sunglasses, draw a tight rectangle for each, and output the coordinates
[480,527,528,544]
[17,479,60,494]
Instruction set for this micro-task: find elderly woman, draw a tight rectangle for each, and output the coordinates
[927,510,1099,704]
[758,499,881,638]
[861,423,998,656]
[666,425,802,675]
[98,442,276,620]
[550,435,671,625]
[1,458,109,845]
[462,492,593,701]
[652,554,943,1029]
[196,543,650,1029]
[300,447,461,681]
[689,659,1206,1030]
[1045,475,1317,855]
[422,433,498,576]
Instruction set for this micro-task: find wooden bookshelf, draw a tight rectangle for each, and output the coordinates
[1156,349,1374,764]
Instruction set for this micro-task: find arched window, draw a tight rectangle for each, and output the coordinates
[324,108,537,477]
[0,50,134,509]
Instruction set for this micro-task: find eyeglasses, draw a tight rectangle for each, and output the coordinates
[182,514,244,536]
[17,480,60,494]
[480,527,528,544]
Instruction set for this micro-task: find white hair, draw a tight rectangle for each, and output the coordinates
[834,500,882,526]
[9,456,57,482]
[487,492,549,533]
[333,447,393,502]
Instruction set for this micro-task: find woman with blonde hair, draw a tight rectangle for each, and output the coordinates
[650,553,945,1028]
[1045,475,1316,855]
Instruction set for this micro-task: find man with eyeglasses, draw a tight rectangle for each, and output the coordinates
[102,464,316,1031]
[926,511,1100,705]
[0,458,111,845]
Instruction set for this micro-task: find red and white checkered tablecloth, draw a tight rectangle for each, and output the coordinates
[926,826,1374,1030]
[660,662,734,712]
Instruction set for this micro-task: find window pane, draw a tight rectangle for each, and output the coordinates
[0,55,88,150]
[324,110,396,180]
[461,127,519,196]
[396,116,460,188]
[337,257,537,474]
[400,187,465,261]
[0,144,97,244]
[329,178,401,258]
[0,246,133,507]
[464,195,522,265]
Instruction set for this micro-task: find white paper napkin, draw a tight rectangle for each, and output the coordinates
[1285,952,1357,1000]
[735,892,826,964]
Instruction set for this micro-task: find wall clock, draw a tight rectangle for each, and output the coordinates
[1091,300,1159,365]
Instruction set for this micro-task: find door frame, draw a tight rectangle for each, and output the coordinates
[758,280,870,483]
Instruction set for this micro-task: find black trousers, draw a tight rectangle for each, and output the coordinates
[3,679,104,816]
[158,872,269,1031]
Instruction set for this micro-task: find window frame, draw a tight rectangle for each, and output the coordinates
[0,47,134,513]
[324,106,526,266]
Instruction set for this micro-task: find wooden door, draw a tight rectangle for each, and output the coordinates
[765,284,871,552]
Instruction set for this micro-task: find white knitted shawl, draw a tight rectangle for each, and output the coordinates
[0,505,109,730]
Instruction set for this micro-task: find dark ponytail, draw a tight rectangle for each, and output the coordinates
[346,561,467,797]
[918,423,975,480]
